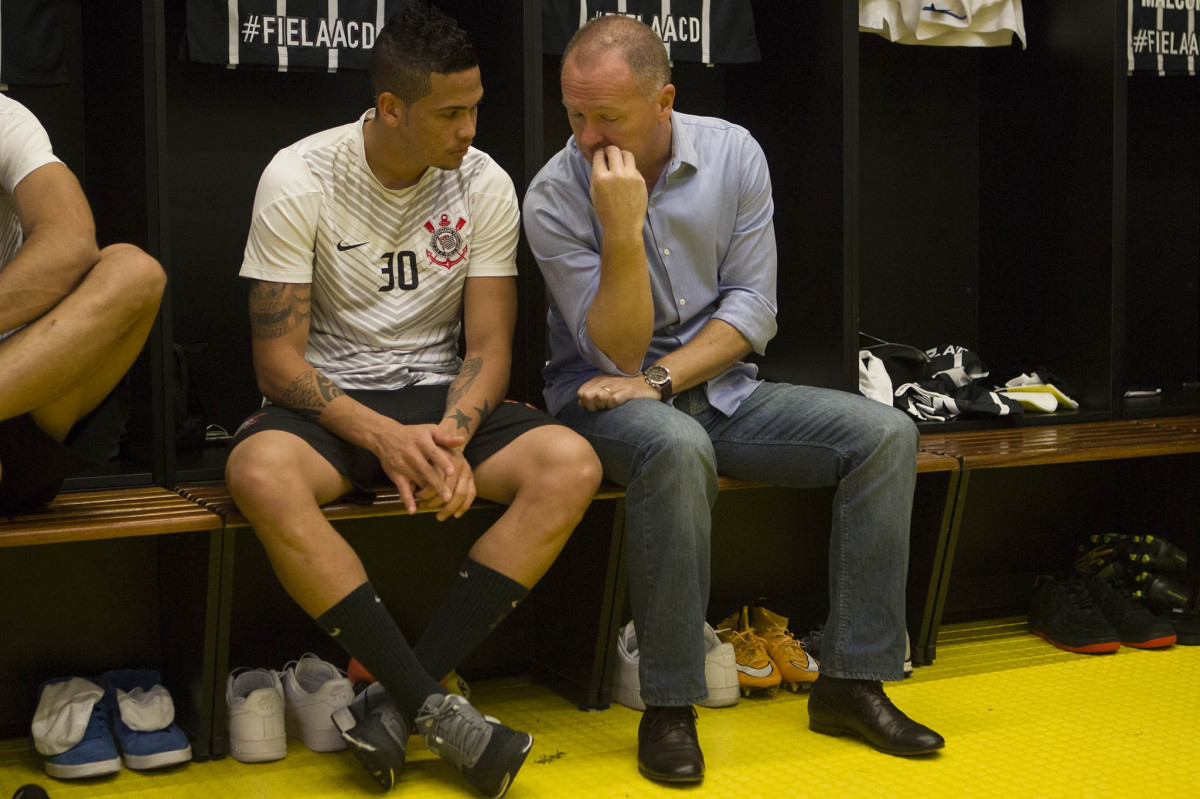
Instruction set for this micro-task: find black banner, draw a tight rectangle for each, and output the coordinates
[543,0,760,65]
[1129,0,1200,75]
[186,0,412,73]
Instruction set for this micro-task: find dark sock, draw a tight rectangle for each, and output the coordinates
[316,581,444,719]
[413,558,529,682]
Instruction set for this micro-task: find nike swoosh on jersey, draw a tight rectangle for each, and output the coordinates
[336,240,368,251]
[736,662,775,678]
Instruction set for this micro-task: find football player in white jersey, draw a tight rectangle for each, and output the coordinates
[224,6,602,796]
[0,94,165,514]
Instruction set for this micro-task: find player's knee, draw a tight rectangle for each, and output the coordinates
[225,438,287,511]
[97,244,166,313]
[554,432,603,506]
[523,431,602,525]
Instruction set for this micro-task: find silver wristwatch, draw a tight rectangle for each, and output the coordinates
[642,364,673,401]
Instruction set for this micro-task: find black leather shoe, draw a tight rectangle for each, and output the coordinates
[808,676,944,756]
[637,705,704,783]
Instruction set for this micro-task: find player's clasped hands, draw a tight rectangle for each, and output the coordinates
[374,421,470,517]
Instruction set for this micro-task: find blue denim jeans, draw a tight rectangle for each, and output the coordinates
[557,381,918,705]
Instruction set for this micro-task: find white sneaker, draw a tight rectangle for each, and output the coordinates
[612,620,739,711]
[226,668,286,763]
[281,654,354,752]
[701,623,740,707]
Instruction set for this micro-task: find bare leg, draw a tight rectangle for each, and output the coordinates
[226,428,448,721]
[410,424,601,681]
[225,429,363,616]
[0,244,165,440]
[468,424,602,587]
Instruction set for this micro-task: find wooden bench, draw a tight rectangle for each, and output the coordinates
[0,486,222,547]
[173,457,957,726]
[914,415,1200,662]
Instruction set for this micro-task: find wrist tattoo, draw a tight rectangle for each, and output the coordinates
[250,281,310,340]
[450,408,473,431]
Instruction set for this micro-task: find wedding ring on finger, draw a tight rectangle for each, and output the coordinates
[602,385,613,395]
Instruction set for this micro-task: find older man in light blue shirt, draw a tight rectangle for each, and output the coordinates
[524,15,943,785]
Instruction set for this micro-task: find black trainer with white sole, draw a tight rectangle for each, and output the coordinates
[331,683,410,791]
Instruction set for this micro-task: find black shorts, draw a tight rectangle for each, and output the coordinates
[231,385,561,504]
[0,414,89,515]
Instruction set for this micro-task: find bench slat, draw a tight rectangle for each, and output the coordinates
[0,488,222,548]
[917,417,1200,469]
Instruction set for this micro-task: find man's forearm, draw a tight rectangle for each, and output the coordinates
[0,233,98,332]
[655,318,753,395]
[441,354,509,443]
[585,232,654,372]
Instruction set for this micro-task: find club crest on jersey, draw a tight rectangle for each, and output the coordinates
[424,213,469,269]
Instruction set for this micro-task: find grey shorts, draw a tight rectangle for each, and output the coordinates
[231,385,561,504]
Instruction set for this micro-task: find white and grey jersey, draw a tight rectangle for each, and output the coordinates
[240,109,519,390]
[0,93,63,340]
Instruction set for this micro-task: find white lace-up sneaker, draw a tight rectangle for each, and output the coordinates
[613,620,739,710]
[226,668,286,763]
[281,653,354,752]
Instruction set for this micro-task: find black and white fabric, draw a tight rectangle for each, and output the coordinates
[185,0,411,72]
[894,344,1023,422]
[0,0,69,86]
[1128,0,1198,75]
[859,0,1026,48]
[543,0,760,64]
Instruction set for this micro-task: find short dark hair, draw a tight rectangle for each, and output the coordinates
[561,15,671,99]
[370,4,477,105]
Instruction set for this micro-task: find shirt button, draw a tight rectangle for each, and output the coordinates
[678,298,686,306]
[663,248,671,256]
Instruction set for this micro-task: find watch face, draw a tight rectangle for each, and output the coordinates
[645,364,669,384]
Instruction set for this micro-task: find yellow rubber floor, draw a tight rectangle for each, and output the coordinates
[3,618,1198,798]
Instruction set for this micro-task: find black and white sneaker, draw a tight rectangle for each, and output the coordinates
[415,693,532,799]
[331,683,410,791]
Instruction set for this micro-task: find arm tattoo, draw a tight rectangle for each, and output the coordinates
[249,281,311,340]
[282,371,345,421]
[445,357,482,408]
[444,358,494,434]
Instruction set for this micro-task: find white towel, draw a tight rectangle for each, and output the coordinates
[31,678,103,756]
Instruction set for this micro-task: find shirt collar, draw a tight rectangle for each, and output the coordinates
[667,112,699,177]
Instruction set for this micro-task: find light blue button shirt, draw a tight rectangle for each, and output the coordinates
[525,111,778,416]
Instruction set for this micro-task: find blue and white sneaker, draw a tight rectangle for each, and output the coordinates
[100,669,192,770]
[32,677,121,779]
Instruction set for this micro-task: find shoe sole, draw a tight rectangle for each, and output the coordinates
[637,765,705,784]
[44,756,123,779]
[808,718,944,756]
[228,735,287,763]
[1029,626,1120,654]
[1120,634,1177,649]
[123,746,193,770]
